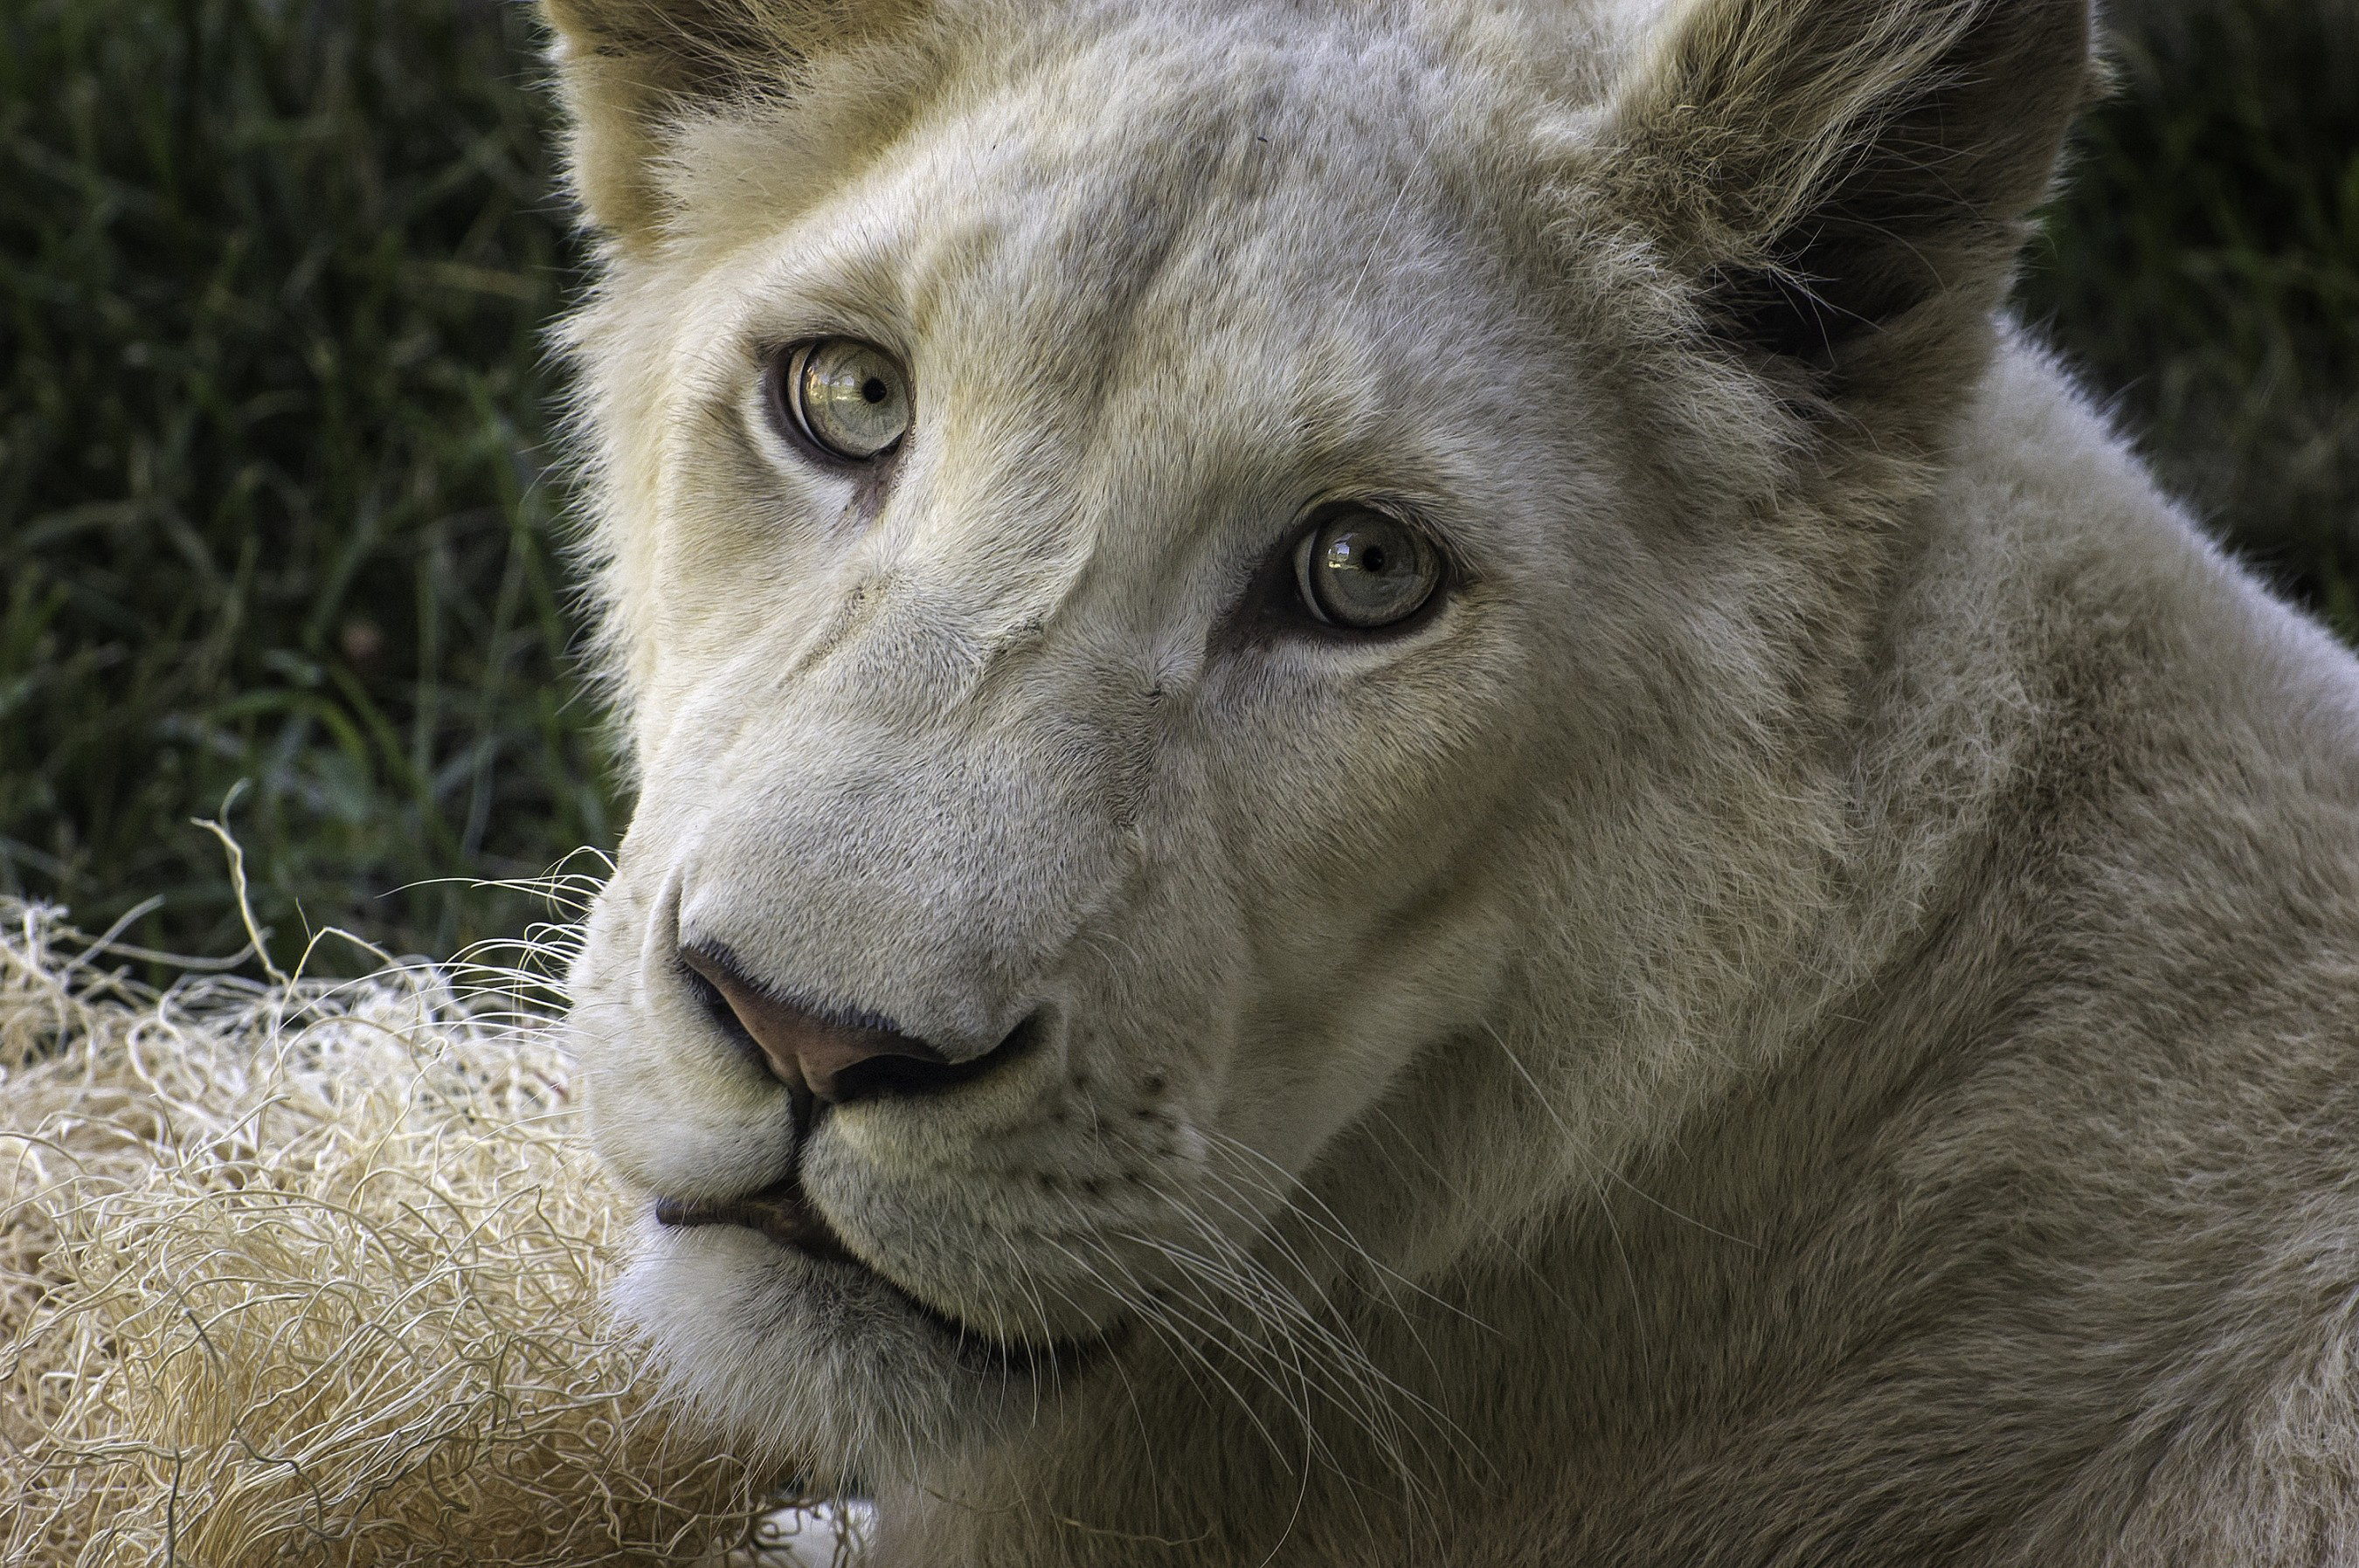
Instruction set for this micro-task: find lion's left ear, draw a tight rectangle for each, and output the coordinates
[1593,0,2097,372]
[538,0,928,246]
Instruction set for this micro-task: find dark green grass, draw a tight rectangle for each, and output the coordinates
[1,0,612,965]
[2,0,2355,965]
[2018,0,2359,638]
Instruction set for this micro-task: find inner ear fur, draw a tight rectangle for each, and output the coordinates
[538,0,926,243]
[1601,0,2097,370]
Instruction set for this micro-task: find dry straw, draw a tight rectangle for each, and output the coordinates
[0,895,827,1566]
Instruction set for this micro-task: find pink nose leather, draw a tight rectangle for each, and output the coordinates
[680,947,948,1103]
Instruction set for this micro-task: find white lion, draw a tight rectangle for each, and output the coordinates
[543,0,2359,1561]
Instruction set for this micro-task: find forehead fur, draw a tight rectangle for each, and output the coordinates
[640,0,1645,257]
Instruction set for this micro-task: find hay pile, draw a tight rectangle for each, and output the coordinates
[0,899,829,1566]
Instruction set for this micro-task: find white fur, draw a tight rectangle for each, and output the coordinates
[543,0,2359,1560]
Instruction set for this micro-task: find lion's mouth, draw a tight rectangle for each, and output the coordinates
[651,1177,1124,1375]
[654,1177,860,1266]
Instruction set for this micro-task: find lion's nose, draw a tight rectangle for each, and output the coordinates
[678,946,956,1104]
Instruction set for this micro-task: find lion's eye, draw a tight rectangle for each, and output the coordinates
[780,339,911,461]
[1292,508,1442,630]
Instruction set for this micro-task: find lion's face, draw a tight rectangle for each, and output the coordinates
[555,0,2080,1489]
[565,12,1647,1474]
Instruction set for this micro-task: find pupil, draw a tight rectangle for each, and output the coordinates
[1360,543,1389,574]
[861,376,888,404]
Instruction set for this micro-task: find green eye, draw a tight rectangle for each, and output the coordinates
[1292,508,1443,630]
[782,339,911,460]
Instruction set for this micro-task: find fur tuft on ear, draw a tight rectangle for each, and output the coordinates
[537,0,926,244]
[1599,0,2096,371]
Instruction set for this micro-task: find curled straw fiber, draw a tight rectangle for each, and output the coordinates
[0,899,820,1565]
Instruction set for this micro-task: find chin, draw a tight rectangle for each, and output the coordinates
[611,1219,1015,1489]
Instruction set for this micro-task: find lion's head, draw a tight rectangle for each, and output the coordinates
[548,0,2091,1498]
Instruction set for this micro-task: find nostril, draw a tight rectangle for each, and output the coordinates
[677,944,1034,1106]
[680,961,769,1072]
[825,1050,963,1103]
[825,1012,1040,1103]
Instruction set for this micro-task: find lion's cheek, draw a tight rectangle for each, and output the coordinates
[806,1118,1200,1344]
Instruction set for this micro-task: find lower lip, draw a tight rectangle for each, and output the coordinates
[654,1183,857,1265]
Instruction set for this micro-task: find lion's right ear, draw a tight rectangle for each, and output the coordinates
[1590,0,2096,378]
[537,0,925,245]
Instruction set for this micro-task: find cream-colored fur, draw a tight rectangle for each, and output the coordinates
[543,0,2359,1561]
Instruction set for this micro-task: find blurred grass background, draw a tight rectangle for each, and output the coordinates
[2018,0,2359,635]
[1,0,2355,966]
[2,0,608,966]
